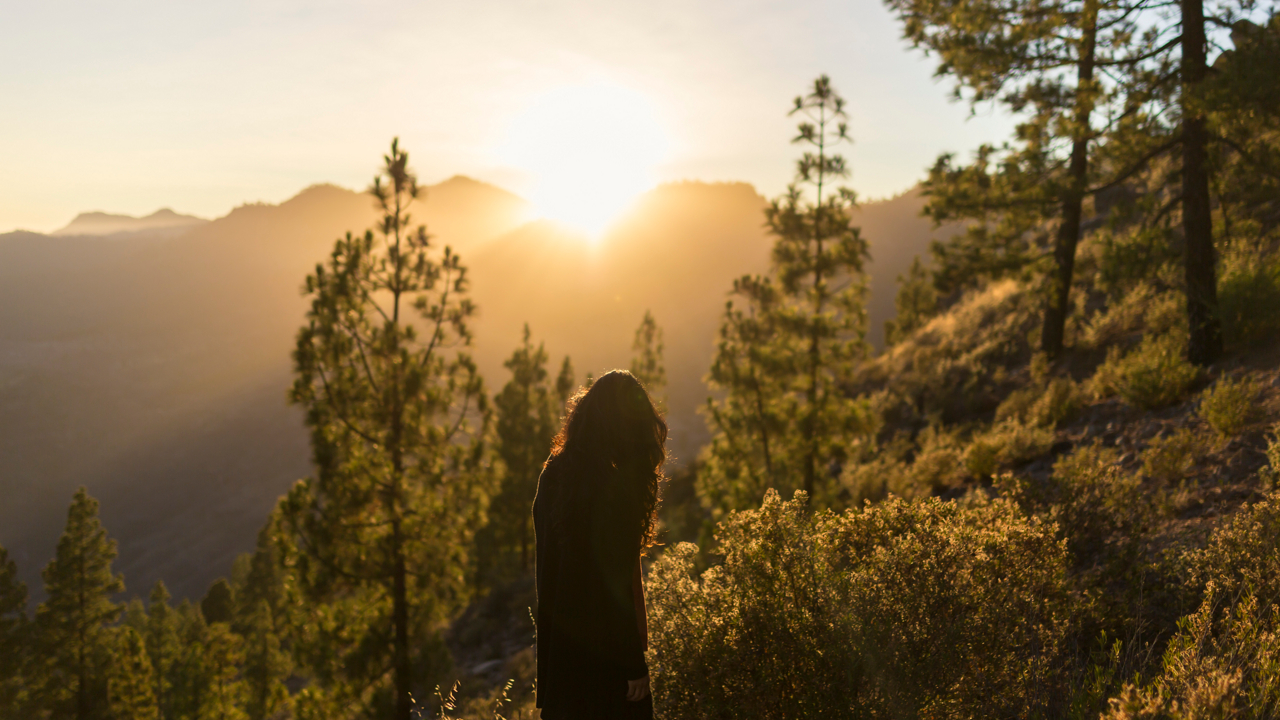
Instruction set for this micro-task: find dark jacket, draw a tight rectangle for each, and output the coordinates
[534,452,650,718]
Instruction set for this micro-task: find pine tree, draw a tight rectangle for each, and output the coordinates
[554,355,576,410]
[700,76,874,514]
[0,544,29,716]
[884,256,939,345]
[629,310,667,399]
[35,487,125,720]
[198,624,245,720]
[486,324,557,576]
[887,0,1139,357]
[107,627,159,720]
[168,601,210,720]
[284,138,490,720]
[200,579,235,626]
[144,582,181,720]
[238,600,289,720]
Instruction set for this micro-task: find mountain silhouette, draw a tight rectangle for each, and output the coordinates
[0,176,953,600]
[53,208,209,238]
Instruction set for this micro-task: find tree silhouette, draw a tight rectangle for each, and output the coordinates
[700,76,874,514]
[487,324,559,576]
[283,138,490,720]
[630,310,667,400]
[35,487,125,720]
[0,544,28,717]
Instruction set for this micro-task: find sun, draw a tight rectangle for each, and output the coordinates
[498,82,670,238]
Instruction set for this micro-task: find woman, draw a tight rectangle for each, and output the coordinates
[534,370,665,720]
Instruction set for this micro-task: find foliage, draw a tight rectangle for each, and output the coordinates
[1141,427,1215,484]
[700,76,874,516]
[1091,331,1202,409]
[1000,442,1148,573]
[201,579,236,625]
[858,278,1041,427]
[963,419,1057,479]
[0,544,28,717]
[1103,589,1280,720]
[1184,490,1280,604]
[283,139,490,719]
[34,487,125,720]
[646,490,1069,719]
[884,255,938,345]
[107,627,159,720]
[479,325,560,581]
[629,309,667,399]
[1218,249,1280,350]
[1199,375,1262,439]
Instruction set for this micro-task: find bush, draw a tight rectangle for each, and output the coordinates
[1141,427,1215,484]
[1198,376,1262,438]
[963,419,1057,478]
[997,377,1084,428]
[1103,588,1280,720]
[1091,332,1202,410]
[1218,249,1280,349]
[1183,490,1280,601]
[646,490,1070,720]
[999,442,1148,571]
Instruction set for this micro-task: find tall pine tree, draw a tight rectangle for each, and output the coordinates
[284,138,490,720]
[486,324,558,576]
[0,544,28,717]
[35,487,125,720]
[700,76,874,514]
[144,582,181,720]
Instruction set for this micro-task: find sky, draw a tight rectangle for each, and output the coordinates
[0,0,1018,234]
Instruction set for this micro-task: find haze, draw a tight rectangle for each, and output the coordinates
[1,0,1016,234]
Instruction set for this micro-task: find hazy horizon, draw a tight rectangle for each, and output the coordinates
[2,0,1018,235]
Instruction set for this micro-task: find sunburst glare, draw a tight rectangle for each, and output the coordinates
[498,83,670,239]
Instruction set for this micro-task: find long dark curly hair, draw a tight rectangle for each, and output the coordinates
[546,370,667,550]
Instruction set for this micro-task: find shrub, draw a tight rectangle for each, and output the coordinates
[1141,427,1215,484]
[1198,376,1262,438]
[1103,588,1280,720]
[646,490,1070,720]
[963,420,1056,478]
[1183,490,1280,601]
[1091,332,1202,410]
[997,377,1084,428]
[999,442,1148,572]
[1218,249,1280,349]
[1263,425,1280,491]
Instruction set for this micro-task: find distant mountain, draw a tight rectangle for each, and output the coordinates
[0,176,955,602]
[52,208,208,238]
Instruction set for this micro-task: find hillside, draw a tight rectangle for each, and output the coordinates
[0,178,949,600]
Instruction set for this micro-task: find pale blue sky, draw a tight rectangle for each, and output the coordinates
[0,0,1016,233]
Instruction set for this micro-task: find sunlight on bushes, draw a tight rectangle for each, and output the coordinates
[646,490,1069,719]
[1141,427,1214,484]
[1198,375,1262,439]
[1218,248,1280,349]
[1091,331,1202,409]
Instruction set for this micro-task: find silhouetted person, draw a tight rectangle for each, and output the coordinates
[534,370,664,719]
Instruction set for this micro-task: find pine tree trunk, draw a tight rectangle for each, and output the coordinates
[1180,0,1223,366]
[1042,0,1098,358]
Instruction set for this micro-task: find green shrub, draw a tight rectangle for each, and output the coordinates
[997,377,1084,428]
[999,442,1148,571]
[1103,588,1280,720]
[1141,427,1215,483]
[646,490,1070,719]
[1183,490,1280,601]
[1091,332,1202,409]
[1198,376,1262,438]
[964,420,1057,478]
[1263,425,1280,491]
[1218,249,1280,349]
